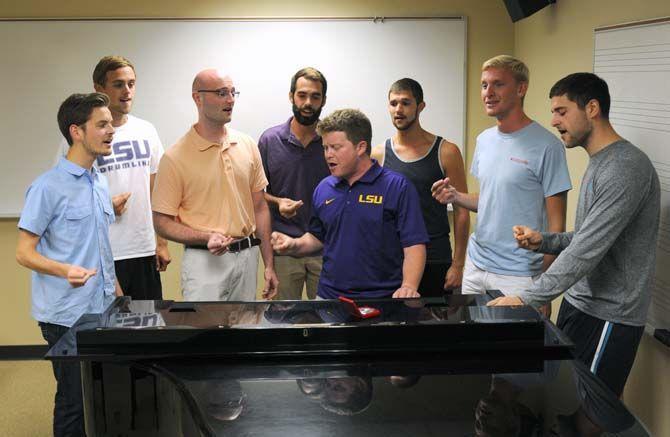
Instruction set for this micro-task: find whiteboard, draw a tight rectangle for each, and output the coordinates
[0,18,466,217]
[594,17,670,331]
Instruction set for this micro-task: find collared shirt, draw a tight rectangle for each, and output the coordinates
[309,161,429,299]
[18,157,116,327]
[152,126,268,237]
[258,117,329,238]
[58,115,165,260]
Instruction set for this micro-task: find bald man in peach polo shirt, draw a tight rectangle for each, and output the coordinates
[152,69,278,301]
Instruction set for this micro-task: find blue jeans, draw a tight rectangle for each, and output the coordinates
[39,322,85,437]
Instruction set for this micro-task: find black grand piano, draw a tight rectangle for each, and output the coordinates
[47,293,650,436]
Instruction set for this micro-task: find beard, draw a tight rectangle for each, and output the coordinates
[293,103,322,126]
[565,124,593,149]
[393,115,417,131]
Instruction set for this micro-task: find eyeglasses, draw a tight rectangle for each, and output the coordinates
[197,88,240,98]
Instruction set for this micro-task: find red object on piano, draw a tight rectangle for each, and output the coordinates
[338,296,381,319]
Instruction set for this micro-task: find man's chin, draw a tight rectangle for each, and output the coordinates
[295,116,319,126]
[113,105,132,115]
[394,118,415,131]
[293,109,321,126]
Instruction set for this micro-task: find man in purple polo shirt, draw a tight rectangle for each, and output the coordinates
[271,109,428,299]
[258,67,330,300]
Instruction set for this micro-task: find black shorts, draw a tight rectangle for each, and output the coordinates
[418,262,452,297]
[115,255,163,301]
[556,298,644,397]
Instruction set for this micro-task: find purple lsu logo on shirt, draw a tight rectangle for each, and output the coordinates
[97,140,151,173]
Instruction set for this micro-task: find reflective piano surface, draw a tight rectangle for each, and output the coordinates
[46,294,649,436]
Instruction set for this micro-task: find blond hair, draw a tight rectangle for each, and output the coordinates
[482,55,529,84]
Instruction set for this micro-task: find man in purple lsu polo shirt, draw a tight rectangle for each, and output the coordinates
[271,109,429,299]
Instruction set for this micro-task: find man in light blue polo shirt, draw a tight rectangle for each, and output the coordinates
[432,55,571,314]
[16,93,122,437]
[271,109,429,299]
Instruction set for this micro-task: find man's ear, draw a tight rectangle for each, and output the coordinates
[357,141,369,157]
[69,124,82,144]
[585,99,601,120]
[192,91,201,106]
[517,81,529,99]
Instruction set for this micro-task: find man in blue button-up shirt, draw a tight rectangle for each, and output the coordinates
[271,109,428,299]
[16,93,122,437]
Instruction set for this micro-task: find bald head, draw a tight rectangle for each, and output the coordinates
[192,69,230,92]
[192,69,236,127]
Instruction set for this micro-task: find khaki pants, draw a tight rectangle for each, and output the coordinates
[181,246,259,301]
[274,255,322,300]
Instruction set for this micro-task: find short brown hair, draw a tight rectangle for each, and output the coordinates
[92,55,135,87]
[290,67,327,97]
[389,78,424,104]
[317,109,372,155]
[57,93,110,146]
[549,72,611,119]
[482,55,529,84]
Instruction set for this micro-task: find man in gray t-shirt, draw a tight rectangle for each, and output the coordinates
[490,73,660,411]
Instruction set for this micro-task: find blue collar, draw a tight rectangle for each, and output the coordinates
[57,157,97,178]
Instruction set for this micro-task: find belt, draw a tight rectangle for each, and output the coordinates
[185,236,261,253]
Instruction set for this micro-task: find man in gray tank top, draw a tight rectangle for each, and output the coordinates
[490,74,660,428]
[372,78,469,296]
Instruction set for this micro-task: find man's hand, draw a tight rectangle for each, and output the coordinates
[538,303,552,318]
[271,231,295,255]
[112,192,131,216]
[67,265,97,288]
[207,233,234,256]
[431,177,459,205]
[487,295,524,307]
[278,198,304,219]
[155,244,171,271]
[262,267,279,300]
[513,225,543,251]
[392,285,421,298]
[444,265,463,290]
